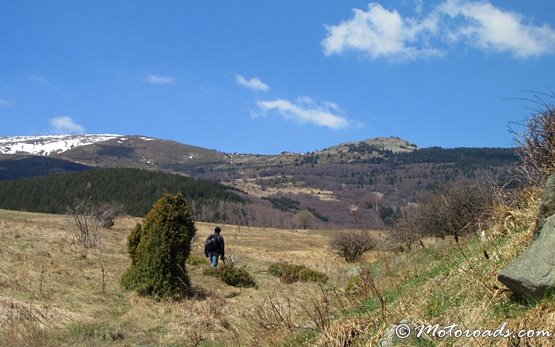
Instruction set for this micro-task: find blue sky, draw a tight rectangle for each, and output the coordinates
[1,0,555,154]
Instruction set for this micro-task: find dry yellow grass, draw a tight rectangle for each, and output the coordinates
[0,209,380,346]
[3,185,551,347]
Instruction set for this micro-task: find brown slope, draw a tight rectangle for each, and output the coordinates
[55,135,230,172]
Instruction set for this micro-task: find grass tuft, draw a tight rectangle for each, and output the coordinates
[203,263,256,288]
[267,262,328,284]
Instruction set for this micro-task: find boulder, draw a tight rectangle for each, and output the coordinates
[534,174,555,237]
[498,214,555,300]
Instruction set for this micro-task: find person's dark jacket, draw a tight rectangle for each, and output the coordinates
[204,234,225,258]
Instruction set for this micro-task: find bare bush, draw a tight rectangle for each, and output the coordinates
[511,92,555,183]
[330,230,375,262]
[67,200,102,248]
[67,200,123,247]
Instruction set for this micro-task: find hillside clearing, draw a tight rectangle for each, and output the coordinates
[0,209,382,346]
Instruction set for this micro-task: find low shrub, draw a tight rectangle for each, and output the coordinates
[203,263,256,288]
[268,262,328,284]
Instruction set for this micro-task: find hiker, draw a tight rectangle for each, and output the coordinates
[204,226,225,267]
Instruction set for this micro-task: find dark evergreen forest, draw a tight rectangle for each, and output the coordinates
[0,168,244,219]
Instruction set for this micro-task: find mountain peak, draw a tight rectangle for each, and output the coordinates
[319,136,418,155]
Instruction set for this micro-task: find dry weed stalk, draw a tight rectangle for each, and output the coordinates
[251,285,356,345]
[299,285,334,335]
[451,228,494,295]
[187,330,206,347]
[100,262,106,295]
[317,317,374,347]
[253,294,296,333]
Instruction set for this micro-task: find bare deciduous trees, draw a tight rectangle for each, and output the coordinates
[67,200,123,248]
[512,95,555,183]
[393,184,492,249]
[68,200,102,248]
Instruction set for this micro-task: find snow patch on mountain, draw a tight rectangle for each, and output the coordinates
[0,134,123,155]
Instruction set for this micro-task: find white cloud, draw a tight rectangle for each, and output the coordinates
[256,97,350,129]
[50,116,85,134]
[235,74,269,91]
[322,1,555,60]
[145,74,176,85]
[322,3,441,60]
[438,0,555,58]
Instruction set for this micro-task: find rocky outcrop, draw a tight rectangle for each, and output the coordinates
[498,214,555,300]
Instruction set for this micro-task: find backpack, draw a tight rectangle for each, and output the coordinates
[205,234,219,252]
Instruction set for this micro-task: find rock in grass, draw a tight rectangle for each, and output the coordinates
[497,214,555,300]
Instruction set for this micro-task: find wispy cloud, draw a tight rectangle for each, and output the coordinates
[414,0,424,16]
[28,75,54,87]
[322,1,555,60]
[145,73,176,85]
[256,97,351,129]
[50,116,85,134]
[235,74,269,91]
[28,75,49,83]
[0,98,13,107]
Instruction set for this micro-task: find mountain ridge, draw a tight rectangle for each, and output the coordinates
[0,133,520,228]
[0,133,421,157]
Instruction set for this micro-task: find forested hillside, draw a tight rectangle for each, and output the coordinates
[0,168,244,222]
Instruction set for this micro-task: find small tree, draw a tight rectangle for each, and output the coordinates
[392,205,422,251]
[121,192,196,300]
[330,230,375,262]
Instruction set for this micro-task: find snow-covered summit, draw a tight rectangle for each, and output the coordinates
[0,134,124,155]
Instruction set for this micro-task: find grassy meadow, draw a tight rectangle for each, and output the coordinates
[1,187,555,347]
[0,208,383,346]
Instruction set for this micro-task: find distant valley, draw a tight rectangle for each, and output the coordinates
[0,134,519,228]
